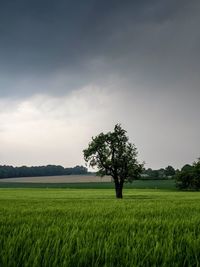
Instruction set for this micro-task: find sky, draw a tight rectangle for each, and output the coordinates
[0,0,200,169]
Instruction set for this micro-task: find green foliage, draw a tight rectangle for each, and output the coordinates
[0,189,200,266]
[83,124,143,198]
[84,124,143,181]
[176,159,200,190]
[164,165,176,177]
[143,166,176,179]
[181,164,193,172]
[0,165,88,178]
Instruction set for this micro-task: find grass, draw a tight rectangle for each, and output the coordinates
[0,179,176,189]
[0,188,200,266]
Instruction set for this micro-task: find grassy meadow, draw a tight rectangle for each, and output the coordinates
[0,186,200,266]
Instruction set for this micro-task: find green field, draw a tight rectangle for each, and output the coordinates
[0,188,200,266]
[0,179,176,189]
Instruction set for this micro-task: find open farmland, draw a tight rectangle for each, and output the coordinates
[0,188,200,267]
[0,177,176,189]
[0,175,112,183]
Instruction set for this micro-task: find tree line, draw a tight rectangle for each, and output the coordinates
[142,165,176,179]
[143,163,200,190]
[0,165,88,178]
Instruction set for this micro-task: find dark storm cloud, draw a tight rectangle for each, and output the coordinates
[0,0,200,96]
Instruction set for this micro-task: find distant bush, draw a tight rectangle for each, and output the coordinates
[176,159,200,190]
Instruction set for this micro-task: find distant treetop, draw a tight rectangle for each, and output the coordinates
[0,165,88,178]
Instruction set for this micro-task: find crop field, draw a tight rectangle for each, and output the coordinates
[0,188,200,267]
[0,175,112,183]
[0,177,176,189]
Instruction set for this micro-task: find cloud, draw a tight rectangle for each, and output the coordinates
[0,83,199,168]
[0,0,200,97]
[0,85,115,166]
[0,0,199,168]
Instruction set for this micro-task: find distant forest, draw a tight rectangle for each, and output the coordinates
[0,164,178,179]
[0,165,88,178]
[142,165,176,179]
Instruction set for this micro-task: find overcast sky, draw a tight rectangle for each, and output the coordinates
[0,0,199,169]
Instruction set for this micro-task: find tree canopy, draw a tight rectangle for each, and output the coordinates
[176,159,200,190]
[83,124,143,198]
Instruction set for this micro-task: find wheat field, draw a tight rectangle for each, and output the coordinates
[0,188,200,266]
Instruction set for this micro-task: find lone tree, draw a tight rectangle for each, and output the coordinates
[83,124,143,198]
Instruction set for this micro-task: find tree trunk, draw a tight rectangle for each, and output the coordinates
[115,180,123,199]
